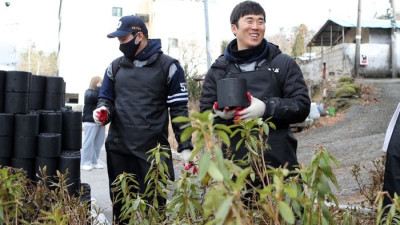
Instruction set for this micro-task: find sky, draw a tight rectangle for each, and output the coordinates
[0,0,394,56]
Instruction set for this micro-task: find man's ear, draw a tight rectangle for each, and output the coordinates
[135,32,146,43]
[231,24,237,36]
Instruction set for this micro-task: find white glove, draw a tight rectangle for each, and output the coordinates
[213,102,236,120]
[236,93,266,120]
[93,106,109,125]
[181,149,192,166]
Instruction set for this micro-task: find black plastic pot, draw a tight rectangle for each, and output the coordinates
[11,157,35,180]
[217,78,250,109]
[39,111,62,133]
[80,183,91,213]
[35,156,59,182]
[62,130,82,150]
[44,92,63,110]
[58,150,81,180]
[0,157,10,167]
[45,76,64,93]
[62,110,82,130]
[13,136,36,159]
[37,133,61,158]
[0,113,14,136]
[4,92,29,114]
[29,92,45,110]
[0,92,4,113]
[14,113,39,136]
[66,178,81,197]
[81,183,91,201]
[0,70,5,92]
[30,75,46,92]
[5,71,31,93]
[0,136,13,158]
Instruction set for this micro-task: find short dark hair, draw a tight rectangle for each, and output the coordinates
[230,1,265,27]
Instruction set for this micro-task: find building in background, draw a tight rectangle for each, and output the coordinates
[302,17,400,81]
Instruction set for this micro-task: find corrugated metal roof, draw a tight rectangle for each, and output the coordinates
[329,17,400,29]
[307,17,399,47]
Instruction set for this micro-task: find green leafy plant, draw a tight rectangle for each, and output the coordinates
[110,110,362,224]
[0,166,97,224]
[352,154,385,207]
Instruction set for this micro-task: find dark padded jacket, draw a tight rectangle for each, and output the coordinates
[200,39,310,169]
[82,86,100,123]
[98,39,193,158]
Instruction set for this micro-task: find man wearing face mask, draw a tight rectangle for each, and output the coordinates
[93,15,193,224]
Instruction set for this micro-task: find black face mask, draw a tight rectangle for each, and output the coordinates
[119,34,141,60]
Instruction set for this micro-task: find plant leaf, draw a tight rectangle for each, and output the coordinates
[278,200,295,224]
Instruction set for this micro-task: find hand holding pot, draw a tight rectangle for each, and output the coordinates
[235,92,266,120]
[213,102,236,120]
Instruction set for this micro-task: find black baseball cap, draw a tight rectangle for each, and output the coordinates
[107,15,148,38]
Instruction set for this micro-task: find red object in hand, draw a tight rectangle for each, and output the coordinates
[234,92,252,122]
[185,162,198,174]
[214,102,230,112]
[97,108,108,125]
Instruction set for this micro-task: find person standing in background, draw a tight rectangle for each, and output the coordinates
[93,15,193,223]
[81,76,105,171]
[382,102,400,209]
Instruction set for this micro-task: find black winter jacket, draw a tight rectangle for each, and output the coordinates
[200,39,310,169]
[200,41,310,127]
[82,86,100,123]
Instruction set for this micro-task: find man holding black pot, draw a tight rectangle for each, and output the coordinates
[200,1,310,171]
[93,15,193,224]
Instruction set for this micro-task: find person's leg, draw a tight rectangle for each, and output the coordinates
[137,157,167,208]
[107,150,140,224]
[81,123,96,169]
[382,153,400,208]
[92,125,105,166]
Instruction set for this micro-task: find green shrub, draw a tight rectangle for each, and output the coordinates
[112,111,360,224]
[342,83,361,94]
[0,166,96,224]
[339,76,354,83]
[335,86,357,97]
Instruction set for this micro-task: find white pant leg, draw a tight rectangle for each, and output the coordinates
[81,122,98,166]
[91,125,105,165]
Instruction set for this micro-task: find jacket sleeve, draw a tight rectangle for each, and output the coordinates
[170,104,193,152]
[98,64,115,104]
[167,62,193,152]
[261,56,311,124]
[85,87,100,105]
[96,65,115,125]
[200,66,232,126]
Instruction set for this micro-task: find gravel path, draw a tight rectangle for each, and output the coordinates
[295,78,400,204]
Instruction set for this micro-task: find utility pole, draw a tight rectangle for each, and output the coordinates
[391,0,398,78]
[355,0,362,78]
[57,0,62,77]
[203,0,211,70]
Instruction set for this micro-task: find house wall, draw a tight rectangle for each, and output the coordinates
[301,41,399,82]
[370,29,391,44]
[345,43,392,78]
[344,28,370,44]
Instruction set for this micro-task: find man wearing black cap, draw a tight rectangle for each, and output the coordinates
[93,15,193,223]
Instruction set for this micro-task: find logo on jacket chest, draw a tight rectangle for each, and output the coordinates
[267,67,280,74]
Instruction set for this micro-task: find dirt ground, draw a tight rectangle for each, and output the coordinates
[295,78,400,207]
